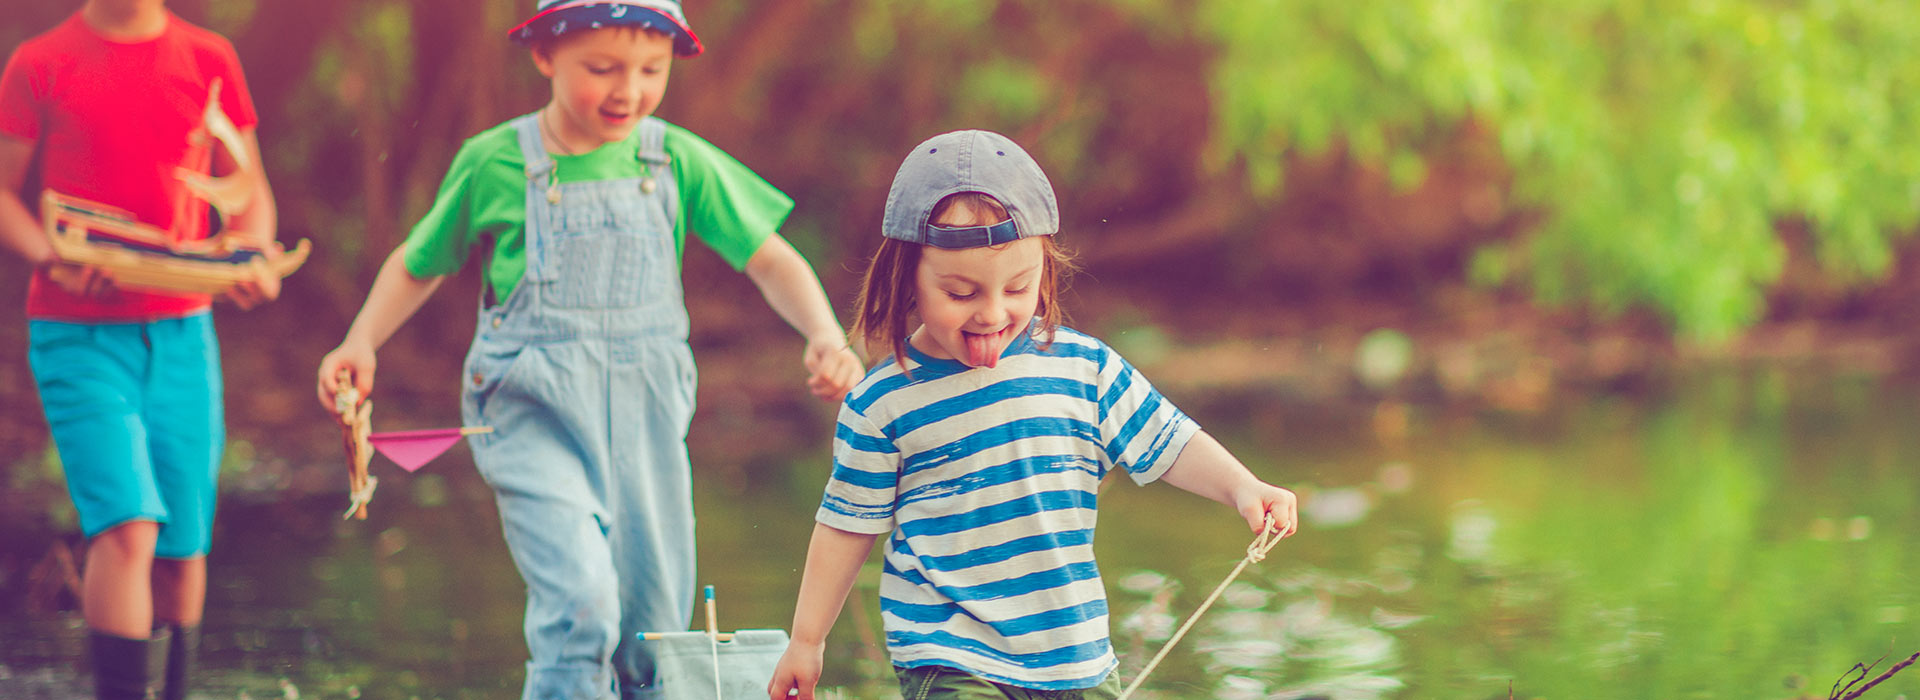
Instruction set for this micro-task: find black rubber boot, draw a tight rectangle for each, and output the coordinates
[89,626,169,700]
[161,623,200,700]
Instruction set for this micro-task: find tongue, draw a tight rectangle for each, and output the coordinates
[966,332,998,369]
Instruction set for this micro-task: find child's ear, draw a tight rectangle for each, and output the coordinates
[530,46,557,79]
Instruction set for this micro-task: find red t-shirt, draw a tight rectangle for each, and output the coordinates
[0,11,259,321]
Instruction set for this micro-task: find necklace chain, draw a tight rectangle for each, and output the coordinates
[541,107,578,157]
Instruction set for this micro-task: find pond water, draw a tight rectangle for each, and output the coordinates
[3,366,1916,699]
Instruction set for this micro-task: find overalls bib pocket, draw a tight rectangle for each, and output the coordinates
[540,229,648,309]
[536,185,658,310]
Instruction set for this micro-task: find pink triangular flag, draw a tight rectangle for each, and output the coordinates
[367,428,474,472]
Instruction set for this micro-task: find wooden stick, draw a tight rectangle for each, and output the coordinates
[705,585,722,700]
[459,426,495,435]
[639,632,735,642]
[1837,652,1920,700]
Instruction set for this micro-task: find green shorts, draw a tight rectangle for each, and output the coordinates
[894,665,1122,700]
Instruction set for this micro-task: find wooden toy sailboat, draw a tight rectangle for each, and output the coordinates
[42,78,310,295]
[333,371,492,519]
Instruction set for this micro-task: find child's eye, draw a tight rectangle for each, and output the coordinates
[587,65,616,75]
[945,291,975,301]
[1007,286,1032,296]
[642,65,665,76]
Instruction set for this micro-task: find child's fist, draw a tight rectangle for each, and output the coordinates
[767,641,824,700]
[1238,483,1298,539]
[316,342,377,414]
[803,338,863,403]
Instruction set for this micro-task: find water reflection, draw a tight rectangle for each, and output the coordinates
[3,368,1918,699]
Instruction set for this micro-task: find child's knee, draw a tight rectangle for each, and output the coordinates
[536,583,624,653]
[90,519,160,559]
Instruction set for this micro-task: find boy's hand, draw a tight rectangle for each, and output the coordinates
[1235,482,1300,539]
[766,640,824,700]
[316,341,377,415]
[215,238,283,310]
[45,263,117,299]
[803,336,863,403]
[217,272,280,310]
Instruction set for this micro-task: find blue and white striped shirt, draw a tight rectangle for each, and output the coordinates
[816,325,1198,690]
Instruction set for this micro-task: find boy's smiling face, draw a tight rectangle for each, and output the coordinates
[532,27,674,152]
[909,200,1044,370]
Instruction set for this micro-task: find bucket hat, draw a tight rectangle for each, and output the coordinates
[508,0,703,57]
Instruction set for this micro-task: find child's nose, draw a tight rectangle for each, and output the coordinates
[614,74,644,104]
[975,296,1009,328]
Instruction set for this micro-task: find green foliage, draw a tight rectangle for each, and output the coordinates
[7,446,75,530]
[955,58,1051,125]
[219,439,259,480]
[6,444,63,492]
[1202,0,1920,339]
[357,2,417,113]
[204,0,260,35]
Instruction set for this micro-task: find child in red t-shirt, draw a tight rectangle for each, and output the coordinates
[0,2,279,698]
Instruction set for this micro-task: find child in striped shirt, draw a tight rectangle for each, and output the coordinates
[767,130,1298,700]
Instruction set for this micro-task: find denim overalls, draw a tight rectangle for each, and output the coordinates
[461,113,697,700]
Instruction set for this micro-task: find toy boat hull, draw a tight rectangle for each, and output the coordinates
[42,190,310,295]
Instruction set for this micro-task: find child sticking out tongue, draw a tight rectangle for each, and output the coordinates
[967,331,998,369]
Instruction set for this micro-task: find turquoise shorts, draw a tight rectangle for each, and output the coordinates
[28,313,224,559]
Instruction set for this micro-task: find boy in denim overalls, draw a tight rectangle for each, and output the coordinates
[315,2,864,698]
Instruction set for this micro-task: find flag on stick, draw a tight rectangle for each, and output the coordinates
[367,427,494,472]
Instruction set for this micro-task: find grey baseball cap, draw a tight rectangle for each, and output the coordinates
[882,130,1059,249]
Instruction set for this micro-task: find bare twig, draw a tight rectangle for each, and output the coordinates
[1832,655,1880,700]
[1832,651,1919,700]
[24,539,84,613]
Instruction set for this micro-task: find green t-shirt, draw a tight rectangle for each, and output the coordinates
[401,117,791,300]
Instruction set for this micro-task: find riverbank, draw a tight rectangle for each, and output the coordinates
[6,237,1920,493]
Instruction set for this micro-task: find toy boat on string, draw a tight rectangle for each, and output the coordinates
[333,372,492,519]
[40,77,310,295]
[637,586,791,699]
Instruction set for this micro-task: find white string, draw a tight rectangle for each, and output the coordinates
[1115,514,1284,700]
[340,474,377,520]
[710,634,721,700]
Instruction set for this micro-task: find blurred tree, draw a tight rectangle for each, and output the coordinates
[8,0,1915,344]
[1202,0,1920,339]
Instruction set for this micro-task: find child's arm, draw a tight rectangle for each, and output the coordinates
[742,234,864,402]
[0,136,51,266]
[215,128,281,310]
[0,135,117,297]
[1160,430,1300,537]
[767,523,879,700]
[313,246,447,409]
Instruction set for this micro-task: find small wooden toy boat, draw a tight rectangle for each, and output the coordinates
[40,78,309,295]
[42,189,311,296]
